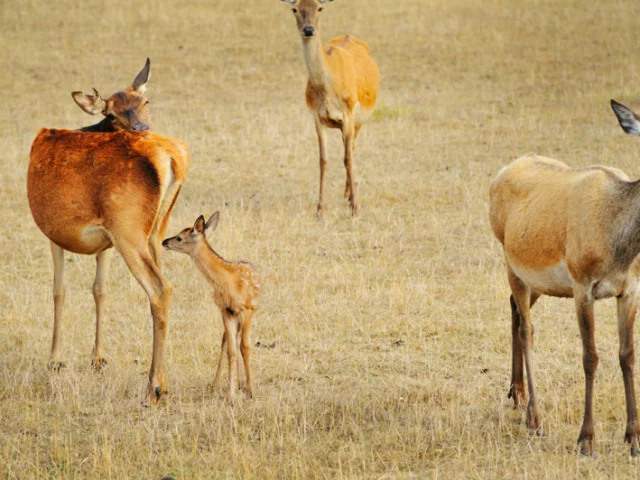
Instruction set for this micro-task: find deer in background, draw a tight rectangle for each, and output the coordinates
[281,0,379,216]
[488,99,640,456]
[163,212,260,405]
[27,59,189,405]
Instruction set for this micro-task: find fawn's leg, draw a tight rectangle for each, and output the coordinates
[241,311,254,398]
[213,331,227,392]
[223,314,239,406]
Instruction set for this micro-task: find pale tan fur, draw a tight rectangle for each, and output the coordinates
[163,212,260,405]
[27,61,189,406]
[282,0,380,216]
[488,100,640,456]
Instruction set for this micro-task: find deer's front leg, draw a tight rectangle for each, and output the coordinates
[49,242,66,370]
[575,285,598,456]
[341,115,358,216]
[315,116,328,218]
[92,249,112,370]
[617,291,640,456]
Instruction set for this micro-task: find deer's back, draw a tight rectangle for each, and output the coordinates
[490,154,634,294]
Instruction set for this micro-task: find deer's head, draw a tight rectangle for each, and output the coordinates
[162,212,220,255]
[282,0,334,39]
[72,58,151,132]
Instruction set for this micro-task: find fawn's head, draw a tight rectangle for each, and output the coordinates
[72,58,151,132]
[162,212,220,255]
[282,0,334,39]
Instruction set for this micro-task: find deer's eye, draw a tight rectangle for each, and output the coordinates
[177,237,182,243]
[318,7,323,11]
[292,8,297,13]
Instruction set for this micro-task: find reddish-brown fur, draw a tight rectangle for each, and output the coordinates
[488,100,640,456]
[27,61,188,405]
[282,0,380,216]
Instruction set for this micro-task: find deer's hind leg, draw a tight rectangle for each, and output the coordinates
[509,290,540,408]
[148,184,182,270]
[507,266,541,434]
[112,235,172,406]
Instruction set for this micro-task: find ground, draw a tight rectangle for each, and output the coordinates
[2,0,640,478]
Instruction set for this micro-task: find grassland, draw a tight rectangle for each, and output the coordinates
[3,0,640,478]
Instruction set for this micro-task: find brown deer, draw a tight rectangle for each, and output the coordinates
[488,99,640,456]
[72,58,151,132]
[163,212,260,405]
[281,0,380,216]
[27,60,189,405]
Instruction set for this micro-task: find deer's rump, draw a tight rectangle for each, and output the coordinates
[27,129,187,255]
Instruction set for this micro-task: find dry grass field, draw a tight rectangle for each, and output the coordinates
[3,0,640,477]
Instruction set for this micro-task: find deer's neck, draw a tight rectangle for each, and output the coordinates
[79,118,116,132]
[191,240,233,292]
[302,34,329,88]
[612,181,640,267]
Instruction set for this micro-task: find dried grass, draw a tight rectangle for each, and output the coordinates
[3,0,640,477]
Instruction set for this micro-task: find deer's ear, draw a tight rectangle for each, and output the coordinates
[193,215,206,235]
[205,212,220,235]
[71,88,106,115]
[611,99,640,137]
[131,58,151,93]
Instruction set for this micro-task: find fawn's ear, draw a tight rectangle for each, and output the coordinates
[205,211,220,235]
[193,215,206,235]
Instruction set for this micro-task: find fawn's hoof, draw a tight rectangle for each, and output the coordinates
[91,357,108,371]
[47,360,66,372]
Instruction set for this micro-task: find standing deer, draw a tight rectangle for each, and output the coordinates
[281,0,379,216]
[27,60,189,405]
[163,212,260,405]
[488,99,640,456]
